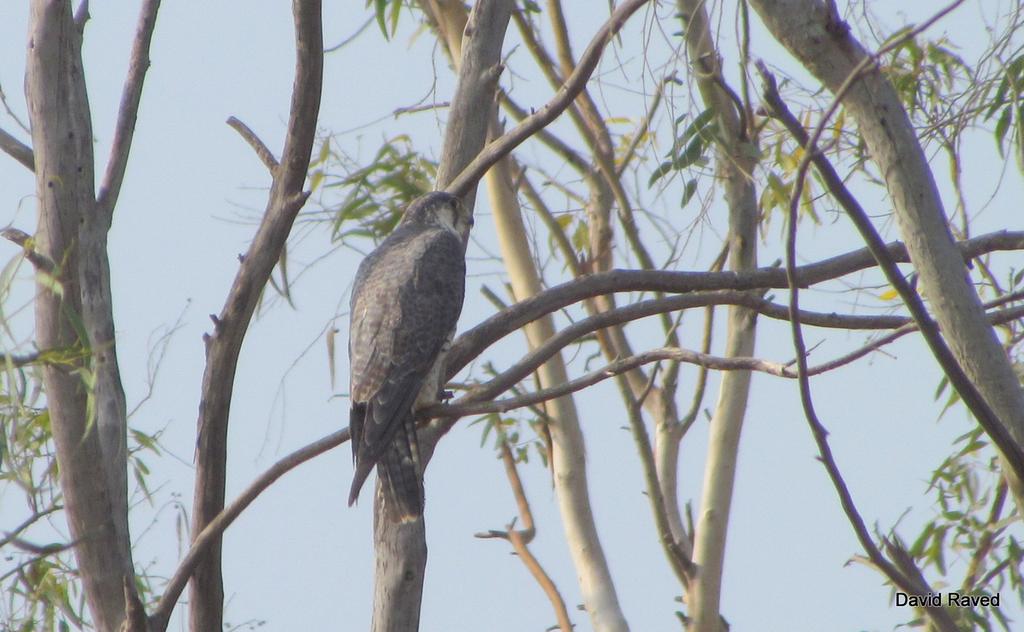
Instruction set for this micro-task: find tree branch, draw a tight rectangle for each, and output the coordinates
[95,0,162,219]
[444,0,651,197]
[188,3,322,630]
[750,0,1024,511]
[370,2,513,632]
[149,428,347,631]
[445,230,1024,380]
[781,58,960,632]
[227,116,279,171]
[0,126,33,170]
[475,443,572,632]
[758,57,1024,495]
[140,297,1024,625]
[26,2,138,628]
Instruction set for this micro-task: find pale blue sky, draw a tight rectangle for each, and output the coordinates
[1,1,1022,631]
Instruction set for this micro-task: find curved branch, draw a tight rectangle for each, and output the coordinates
[145,300,1024,625]
[759,56,1024,491]
[445,230,1024,379]
[475,444,573,632]
[429,348,786,419]
[444,0,651,197]
[453,289,906,407]
[149,428,348,631]
[782,72,959,632]
[227,116,279,171]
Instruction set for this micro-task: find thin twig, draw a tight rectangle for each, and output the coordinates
[779,36,959,632]
[616,77,667,177]
[759,34,1024,486]
[445,0,651,196]
[0,505,63,549]
[393,101,450,117]
[618,379,694,586]
[475,442,572,632]
[227,116,279,172]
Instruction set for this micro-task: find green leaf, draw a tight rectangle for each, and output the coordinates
[678,108,715,146]
[648,160,675,187]
[310,170,324,192]
[680,179,698,208]
[372,0,389,39]
[994,105,1012,157]
[388,0,402,37]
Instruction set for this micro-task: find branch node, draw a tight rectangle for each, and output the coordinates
[1,227,55,272]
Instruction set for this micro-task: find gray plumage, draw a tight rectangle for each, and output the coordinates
[348,191,470,521]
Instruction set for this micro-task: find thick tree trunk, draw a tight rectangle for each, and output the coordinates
[748,0,1024,505]
[26,2,135,630]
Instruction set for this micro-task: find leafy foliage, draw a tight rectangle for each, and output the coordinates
[308,135,437,245]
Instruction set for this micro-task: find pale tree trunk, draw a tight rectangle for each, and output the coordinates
[485,149,629,632]
[369,2,513,631]
[521,0,698,599]
[676,1,759,629]
[748,0,1024,506]
[418,3,631,629]
[25,1,136,629]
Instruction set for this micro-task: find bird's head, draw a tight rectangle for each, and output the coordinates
[399,191,474,241]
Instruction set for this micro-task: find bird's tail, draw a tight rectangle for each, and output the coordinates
[378,418,424,522]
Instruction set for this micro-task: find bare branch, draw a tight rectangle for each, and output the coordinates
[95,0,162,219]
[475,443,572,632]
[444,0,651,197]
[188,2,322,630]
[445,230,1024,380]
[227,116,279,172]
[26,1,138,627]
[0,126,33,170]
[780,51,959,632]
[759,58,1024,491]
[618,381,694,588]
[1,227,55,272]
[426,348,788,420]
[0,505,62,549]
[149,428,347,631]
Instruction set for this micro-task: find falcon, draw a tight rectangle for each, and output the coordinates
[348,191,471,521]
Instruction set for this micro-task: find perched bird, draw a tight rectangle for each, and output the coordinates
[348,191,471,521]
